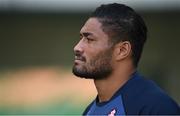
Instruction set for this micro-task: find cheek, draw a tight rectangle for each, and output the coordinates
[83,45,98,60]
[88,49,112,64]
[85,52,96,63]
[84,41,111,62]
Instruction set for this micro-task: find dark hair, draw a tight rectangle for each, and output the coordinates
[90,3,147,67]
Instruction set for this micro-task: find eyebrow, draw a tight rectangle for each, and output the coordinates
[80,32,93,37]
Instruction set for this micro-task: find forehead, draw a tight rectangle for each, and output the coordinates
[80,18,108,38]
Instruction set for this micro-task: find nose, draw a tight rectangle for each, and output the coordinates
[74,39,84,54]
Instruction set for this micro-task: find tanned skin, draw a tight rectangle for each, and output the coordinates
[74,18,135,102]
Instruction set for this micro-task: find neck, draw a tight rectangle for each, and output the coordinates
[94,63,135,103]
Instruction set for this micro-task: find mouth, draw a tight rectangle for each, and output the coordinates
[74,60,84,66]
[74,56,86,65]
[75,55,86,61]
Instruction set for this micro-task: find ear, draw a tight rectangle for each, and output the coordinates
[114,41,131,61]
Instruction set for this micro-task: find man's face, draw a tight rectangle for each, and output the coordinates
[72,18,114,80]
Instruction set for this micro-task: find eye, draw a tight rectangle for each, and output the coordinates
[80,35,83,40]
[86,37,94,42]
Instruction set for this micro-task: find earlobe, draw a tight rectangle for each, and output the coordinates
[115,41,131,61]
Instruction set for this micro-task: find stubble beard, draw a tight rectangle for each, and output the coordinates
[72,49,113,80]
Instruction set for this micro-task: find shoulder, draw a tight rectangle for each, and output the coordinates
[82,100,95,115]
[139,81,180,114]
[121,72,180,115]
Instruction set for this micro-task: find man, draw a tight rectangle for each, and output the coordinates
[72,3,180,115]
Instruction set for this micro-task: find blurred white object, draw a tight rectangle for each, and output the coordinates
[0,0,180,12]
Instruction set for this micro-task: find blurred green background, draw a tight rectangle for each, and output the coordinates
[0,0,180,114]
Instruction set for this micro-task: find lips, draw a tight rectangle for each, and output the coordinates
[74,55,86,65]
[75,56,84,61]
[75,54,86,61]
[74,51,86,64]
[74,59,84,66]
